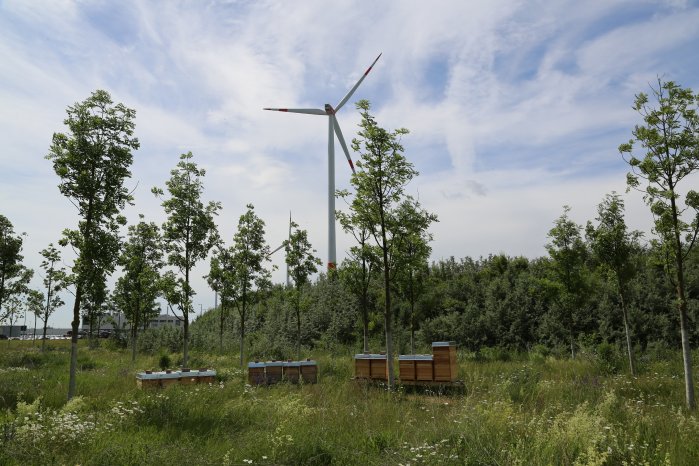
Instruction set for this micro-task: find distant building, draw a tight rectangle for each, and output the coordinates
[81,312,181,331]
[0,325,26,338]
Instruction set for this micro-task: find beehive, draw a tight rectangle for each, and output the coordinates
[196,369,217,384]
[266,361,284,384]
[248,361,266,385]
[398,355,416,381]
[299,359,318,383]
[283,361,301,383]
[160,370,181,388]
[136,371,160,389]
[432,341,458,382]
[354,353,372,378]
[415,355,434,381]
[179,368,197,385]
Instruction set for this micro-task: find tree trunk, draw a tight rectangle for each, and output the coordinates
[183,267,190,368]
[219,302,224,355]
[67,282,82,400]
[409,270,415,355]
[671,193,695,409]
[296,290,302,360]
[619,290,636,376]
[382,244,394,389]
[239,287,246,367]
[41,312,49,352]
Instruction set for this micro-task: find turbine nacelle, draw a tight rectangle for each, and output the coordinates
[264,53,382,270]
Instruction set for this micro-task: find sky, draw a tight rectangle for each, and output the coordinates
[1,0,699,328]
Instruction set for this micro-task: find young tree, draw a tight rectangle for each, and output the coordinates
[153,152,221,367]
[619,79,699,409]
[207,245,239,354]
[1,215,33,325]
[545,206,590,359]
[339,100,433,388]
[231,204,272,366]
[285,221,321,359]
[46,90,138,399]
[394,197,436,354]
[586,193,642,375]
[114,216,164,361]
[337,206,379,353]
[38,244,66,350]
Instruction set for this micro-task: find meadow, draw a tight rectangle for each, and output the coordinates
[1,340,698,465]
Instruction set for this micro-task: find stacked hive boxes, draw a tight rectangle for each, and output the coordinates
[354,353,388,380]
[136,369,217,389]
[246,359,318,386]
[396,341,458,384]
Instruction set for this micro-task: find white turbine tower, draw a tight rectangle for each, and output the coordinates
[264,53,381,271]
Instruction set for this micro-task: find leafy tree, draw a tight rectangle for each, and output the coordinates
[393,198,436,353]
[337,203,379,353]
[207,245,239,354]
[46,90,138,399]
[0,215,33,325]
[114,215,164,361]
[339,99,428,388]
[38,244,66,350]
[620,79,699,409]
[285,220,321,358]
[545,206,590,358]
[153,152,221,367]
[230,204,272,366]
[586,193,642,375]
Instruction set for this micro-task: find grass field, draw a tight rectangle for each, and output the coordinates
[1,340,698,465]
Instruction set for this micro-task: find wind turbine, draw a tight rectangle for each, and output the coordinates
[269,212,292,287]
[264,53,382,271]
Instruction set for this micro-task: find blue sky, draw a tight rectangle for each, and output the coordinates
[1,0,698,327]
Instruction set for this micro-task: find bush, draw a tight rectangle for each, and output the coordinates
[595,342,621,375]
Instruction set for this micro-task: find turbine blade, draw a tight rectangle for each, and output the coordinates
[335,53,382,112]
[263,107,326,115]
[332,115,355,174]
[269,243,284,256]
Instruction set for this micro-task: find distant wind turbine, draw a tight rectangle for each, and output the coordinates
[269,212,293,287]
[264,53,382,271]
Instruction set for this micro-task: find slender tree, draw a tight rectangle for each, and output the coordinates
[114,215,164,362]
[586,193,642,375]
[38,244,66,350]
[153,152,221,367]
[394,197,436,354]
[1,216,33,324]
[46,90,138,399]
[339,100,431,388]
[231,204,272,366]
[207,245,239,354]
[619,79,699,409]
[285,221,321,359]
[545,206,590,359]
[337,205,378,353]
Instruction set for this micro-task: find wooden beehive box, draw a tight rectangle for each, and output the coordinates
[283,361,301,383]
[160,371,181,388]
[248,361,266,385]
[398,355,417,381]
[136,371,161,389]
[299,359,318,384]
[179,369,198,385]
[369,354,388,380]
[415,355,434,381]
[354,353,372,379]
[432,341,458,382]
[196,369,216,384]
[266,361,284,384]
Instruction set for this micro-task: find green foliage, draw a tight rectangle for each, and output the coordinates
[47,89,139,399]
[620,78,699,409]
[0,215,33,324]
[153,151,221,367]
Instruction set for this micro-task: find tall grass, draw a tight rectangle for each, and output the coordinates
[0,340,697,464]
